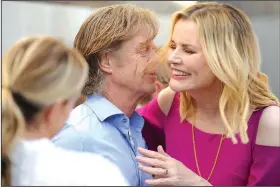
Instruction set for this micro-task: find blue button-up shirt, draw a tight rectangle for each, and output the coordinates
[52,94,151,186]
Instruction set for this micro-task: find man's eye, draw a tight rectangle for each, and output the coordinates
[168,44,176,49]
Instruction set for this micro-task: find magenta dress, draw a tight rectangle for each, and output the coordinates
[137,93,280,186]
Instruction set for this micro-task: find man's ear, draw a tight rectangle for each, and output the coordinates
[99,52,113,74]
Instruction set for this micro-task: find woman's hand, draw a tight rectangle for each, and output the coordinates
[136,146,212,186]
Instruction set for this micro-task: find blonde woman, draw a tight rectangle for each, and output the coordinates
[2,36,127,186]
[137,2,280,186]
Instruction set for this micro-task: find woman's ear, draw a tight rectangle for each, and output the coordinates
[42,103,57,126]
[42,99,65,126]
[99,52,113,74]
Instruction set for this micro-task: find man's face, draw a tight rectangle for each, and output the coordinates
[108,30,158,96]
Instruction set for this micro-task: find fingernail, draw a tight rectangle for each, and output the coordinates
[145,179,151,184]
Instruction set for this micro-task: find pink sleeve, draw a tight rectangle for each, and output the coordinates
[137,97,166,151]
[247,145,280,186]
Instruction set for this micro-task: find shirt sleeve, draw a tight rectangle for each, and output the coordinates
[52,124,84,151]
[247,145,280,186]
[137,97,166,151]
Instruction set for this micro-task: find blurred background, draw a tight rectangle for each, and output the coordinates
[2,1,279,97]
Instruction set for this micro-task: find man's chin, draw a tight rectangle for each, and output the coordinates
[135,83,156,95]
[145,86,156,95]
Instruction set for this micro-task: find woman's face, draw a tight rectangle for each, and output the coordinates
[167,19,219,93]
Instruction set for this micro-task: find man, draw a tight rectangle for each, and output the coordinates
[138,46,170,107]
[52,4,159,186]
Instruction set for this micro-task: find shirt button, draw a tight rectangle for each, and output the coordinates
[123,118,127,123]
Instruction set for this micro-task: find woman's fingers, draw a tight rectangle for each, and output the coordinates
[157,145,169,157]
[138,164,168,177]
[136,156,166,168]
[138,147,167,161]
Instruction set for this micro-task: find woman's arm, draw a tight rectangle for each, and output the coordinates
[137,87,176,151]
[248,106,280,186]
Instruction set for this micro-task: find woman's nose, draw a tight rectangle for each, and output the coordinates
[167,50,182,65]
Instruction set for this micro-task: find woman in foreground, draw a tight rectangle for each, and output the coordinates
[137,2,280,186]
[2,36,127,186]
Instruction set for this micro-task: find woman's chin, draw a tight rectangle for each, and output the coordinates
[169,81,193,93]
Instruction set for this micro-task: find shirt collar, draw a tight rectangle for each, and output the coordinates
[85,93,123,122]
[85,94,144,132]
[130,111,144,132]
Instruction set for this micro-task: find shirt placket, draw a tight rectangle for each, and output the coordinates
[122,118,141,186]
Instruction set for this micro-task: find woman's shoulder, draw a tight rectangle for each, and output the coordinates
[255,105,280,147]
[157,87,177,116]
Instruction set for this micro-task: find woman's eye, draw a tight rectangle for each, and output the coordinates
[184,50,195,54]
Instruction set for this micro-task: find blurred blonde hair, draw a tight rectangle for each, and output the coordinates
[74,4,159,95]
[1,36,88,186]
[156,47,170,87]
[163,2,279,144]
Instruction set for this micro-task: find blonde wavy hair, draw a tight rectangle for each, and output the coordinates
[1,36,88,186]
[163,2,279,144]
[74,4,159,95]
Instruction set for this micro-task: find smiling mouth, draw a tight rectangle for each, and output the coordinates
[172,70,191,76]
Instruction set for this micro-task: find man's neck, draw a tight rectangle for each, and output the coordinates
[101,83,144,117]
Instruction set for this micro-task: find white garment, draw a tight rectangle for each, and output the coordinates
[10,138,128,186]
